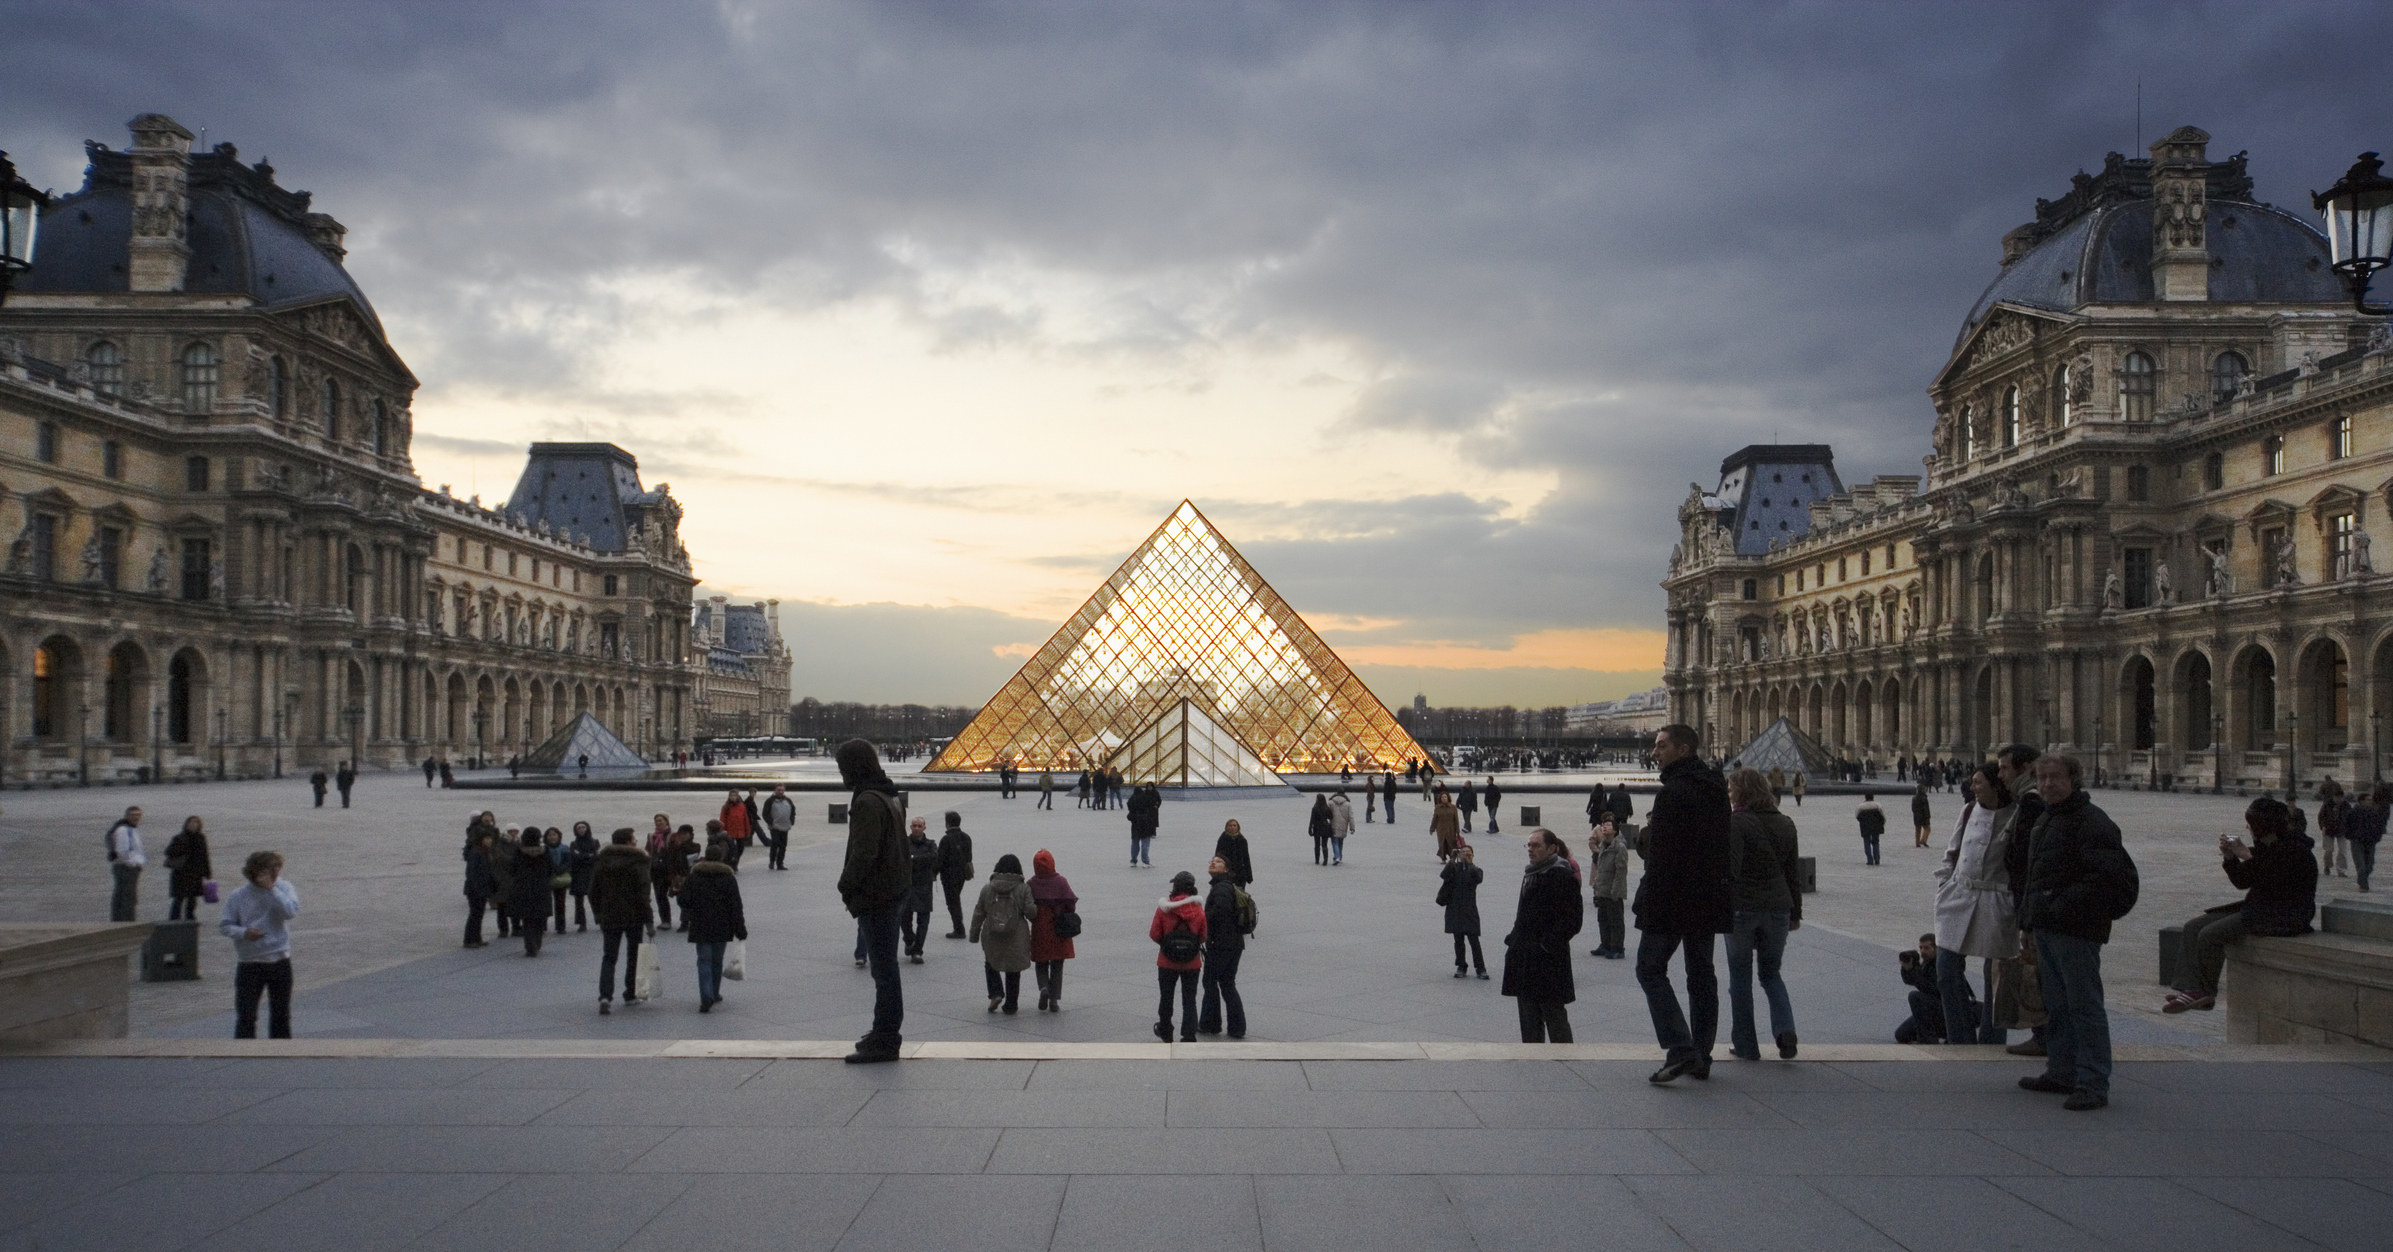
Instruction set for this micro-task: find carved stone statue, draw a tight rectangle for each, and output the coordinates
[1668,542,1683,574]
[1815,621,1831,653]
[2102,569,2124,609]
[2155,560,2174,605]
[208,558,225,600]
[80,535,105,585]
[2299,350,2321,377]
[5,526,30,575]
[1901,599,1917,636]
[2274,533,2301,587]
[2206,544,2234,598]
[2355,529,2375,578]
[146,546,169,594]
[2366,323,2393,357]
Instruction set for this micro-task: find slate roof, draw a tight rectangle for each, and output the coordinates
[503,443,651,552]
[1715,445,1843,557]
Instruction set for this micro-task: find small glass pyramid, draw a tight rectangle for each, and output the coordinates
[926,501,1432,778]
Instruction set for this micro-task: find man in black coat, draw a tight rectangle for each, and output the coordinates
[1197,855,1248,1037]
[900,817,941,961]
[1609,784,1635,830]
[590,829,652,1013]
[309,769,329,807]
[1635,724,1733,1083]
[1501,829,1584,1042]
[937,811,976,938]
[1484,776,1503,834]
[835,739,911,1063]
[335,761,355,808]
[2017,755,2136,1111]
[1994,743,2050,1057]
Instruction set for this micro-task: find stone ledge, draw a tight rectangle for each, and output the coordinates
[2225,930,2393,1047]
[0,922,152,1042]
[1,1038,2382,1062]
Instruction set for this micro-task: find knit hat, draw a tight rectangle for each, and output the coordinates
[1170,870,1197,894]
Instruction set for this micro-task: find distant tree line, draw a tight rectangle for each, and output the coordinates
[788,698,978,742]
[1395,704,1575,741]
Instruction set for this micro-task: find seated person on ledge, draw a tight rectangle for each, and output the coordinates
[2163,795,2317,1015]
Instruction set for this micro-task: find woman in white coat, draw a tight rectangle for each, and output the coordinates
[1327,792,1355,864]
[1932,763,2018,1044]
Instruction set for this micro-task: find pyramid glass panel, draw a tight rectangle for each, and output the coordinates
[927,501,1434,779]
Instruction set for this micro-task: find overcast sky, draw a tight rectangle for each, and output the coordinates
[7,2,2388,706]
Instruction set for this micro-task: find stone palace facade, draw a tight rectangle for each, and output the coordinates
[1664,127,2393,790]
[0,114,699,782]
[690,595,793,739]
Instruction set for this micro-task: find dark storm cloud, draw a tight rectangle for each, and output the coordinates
[7,0,2388,661]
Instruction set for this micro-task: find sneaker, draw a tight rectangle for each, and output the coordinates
[2062,1088,2109,1112]
[1476,970,1489,979]
[843,1046,898,1065]
[1649,1056,1699,1084]
[599,1001,611,1015]
[2018,1074,2073,1094]
[2162,991,2214,1014]
[854,958,867,968]
[2006,1038,2047,1057]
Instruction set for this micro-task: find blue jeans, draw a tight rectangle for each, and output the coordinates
[857,905,905,1048]
[2034,931,2111,1095]
[2356,840,2378,890]
[1331,836,1345,862]
[1937,948,2002,1044]
[1132,837,1152,865]
[1724,910,1794,1057]
[1862,834,1881,864]
[695,941,725,1004]
[1636,929,1719,1065]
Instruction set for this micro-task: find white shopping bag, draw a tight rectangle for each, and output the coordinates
[722,939,746,981]
[635,937,662,1000]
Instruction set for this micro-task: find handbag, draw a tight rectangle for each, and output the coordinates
[1435,880,1454,907]
[549,871,571,890]
[1052,908,1083,940]
[201,880,219,905]
[722,939,746,981]
[635,938,662,1000]
[1990,955,2047,1029]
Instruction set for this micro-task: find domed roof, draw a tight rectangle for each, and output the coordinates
[1955,147,2343,350]
[16,140,385,332]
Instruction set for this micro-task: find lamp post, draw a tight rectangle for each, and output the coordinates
[214,706,227,780]
[2092,713,2104,789]
[2213,710,2226,794]
[345,702,365,773]
[2373,707,2384,784]
[150,704,162,783]
[472,706,488,772]
[0,151,48,306]
[2286,707,2301,797]
[76,703,89,786]
[2313,152,2393,315]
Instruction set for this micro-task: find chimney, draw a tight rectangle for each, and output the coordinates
[2149,126,2211,302]
[125,113,194,292]
[301,211,347,263]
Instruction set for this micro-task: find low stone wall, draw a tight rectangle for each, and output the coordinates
[2223,901,2393,1047]
[0,923,152,1041]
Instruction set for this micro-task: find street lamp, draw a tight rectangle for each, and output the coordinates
[150,704,163,783]
[0,151,48,306]
[76,703,89,786]
[2286,707,2301,797]
[214,706,227,780]
[2092,713,2104,788]
[2373,707,2384,784]
[2313,152,2393,316]
[472,706,489,771]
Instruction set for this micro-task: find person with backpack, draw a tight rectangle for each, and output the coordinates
[1440,843,1488,978]
[1855,794,1887,865]
[105,806,146,922]
[938,811,976,939]
[591,827,652,1014]
[1213,819,1254,886]
[163,815,211,921]
[2017,755,2136,1112]
[762,786,797,871]
[1029,849,1078,1011]
[971,853,1038,1014]
[1198,855,1250,1036]
[1150,870,1208,1041]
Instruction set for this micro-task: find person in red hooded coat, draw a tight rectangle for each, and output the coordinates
[1148,871,1207,1042]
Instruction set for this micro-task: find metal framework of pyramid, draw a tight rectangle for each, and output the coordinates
[520,711,649,773]
[926,501,1433,778]
[1729,716,1836,780]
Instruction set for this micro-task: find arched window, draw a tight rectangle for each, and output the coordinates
[322,377,341,442]
[179,342,218,415]
[2051,364,2072,427]
[86,341,124,396]
[2000,386,2020,448]
[371,399,388,456]
[2211,351,2249,405]
[167,651,199,744]
[267,356,288,421]
[2121,351,2155,421]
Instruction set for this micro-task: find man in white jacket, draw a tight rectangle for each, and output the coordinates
[106,806,145,922]
[219,850,300,1039]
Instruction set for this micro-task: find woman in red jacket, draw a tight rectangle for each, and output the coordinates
[1149,870,1208,1042]
[717,789,752,866]
[1029,850,1077,1012]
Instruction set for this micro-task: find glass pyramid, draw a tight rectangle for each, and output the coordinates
[1107,697,1284,788]
[520,711,650,773]
[1729,716,1836,780]
[926,501,1433,779]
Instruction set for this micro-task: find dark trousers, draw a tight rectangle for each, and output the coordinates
[1461,809,1474,832]
[725,838,746,867]
[2036,930,2113,1096]
[1384,796,1395,822]
[1487,807,1501,834]
[1452,932,1486,973]
[168,892,201,921]
[858,905,905,1050]
[901,902,933,955]
[1312,835,1329,865]
[1036,959,1066,1004]
[1516,997,1572,1043]
[600,926,642,1001]
[1199,947,1245,1036]
[1899,989,1946,1043]
[1157,967,1199,1039]
[520,911,544,956]
[110,863,140,922]
[2355,839,2377,890]
[465,896,488,945]
[1594,897,1625,954]
[552,887,569,931]
[497,898,514,937]
[941,877,968,935]
[1037,790,1052,809]
[767,830,790,869]
[234,958,293,1039]
[1636,929,1719,1065]
[338,786,352,808]
[983,963,1021,1009]
[651,878,673,930]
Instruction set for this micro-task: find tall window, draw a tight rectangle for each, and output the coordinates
[179,342,218,415]
[32,643,63,737]
[167,653,196,743]
[36,421,59,462]
[1960,407,1975,459]
[268,356,287,421]
[96,526,121,589]
[2000,386,2020,448]
[86,341,124,396]
[346,545,367,615]
[2123,547,2153,609]
[2122,351,2155,421]
[102,440,123,479]
[2202,452,2224,491]
[2051,364,2073,426]
[2331,513,2358,578]
[371,399,389,456]
[2332,414,2354,460]
[322,378,341,442]
[2263,434,2286,476]
[180,538,212,601]
[2211,351,2249,405]
[2260,526,2290,588]
[2126,465,2150,502]
[185,456,210,492]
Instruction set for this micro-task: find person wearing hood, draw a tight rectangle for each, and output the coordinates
[835,738,911,1063]
[1198,855,1248,1037]
[970,853,1039,1014]
[1308,794,1335,866]
[591,828,653,1014]
[461,827,499,948]
[718,789,754,868]
[1150,870,1208,1042]
[1029,849,1078,1011]
[901,816,941,963]
[1431,788,1462,864]
[2164,795,2317,1015]
[1213,819,1254,887]
[1128,782,1161,866]
[164,816,213,921]
[1502,830,1583,1041]
[938,811,977,939]
[566,822,601,932]
[1328,791,1354,864]
[1637,724,1733,1084]
[508,830,553,957]
[1441,843,1488,978]
[679,843,747,1013]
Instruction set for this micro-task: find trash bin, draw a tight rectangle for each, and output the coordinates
[2157,924,2183,986]
[1519,805,1541,827]
[141,920,200,982]
[828,803,849,824]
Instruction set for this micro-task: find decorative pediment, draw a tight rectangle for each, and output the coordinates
[2111,521,2171,543]
[90,502,140,525]
[164,511,216,532]
[1940,305,2074,386]
[22,486,80,514]
[275,296,419,385]
[2243,498,2298,540]
[2308,483,2368,528]
[2190,512,2235,537]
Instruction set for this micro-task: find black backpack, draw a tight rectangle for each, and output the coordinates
[1159,911,1202,963]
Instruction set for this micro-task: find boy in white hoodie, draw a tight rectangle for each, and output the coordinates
[219,850,300,1039]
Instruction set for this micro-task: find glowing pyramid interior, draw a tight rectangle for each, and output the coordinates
[1107,698,1284,788]
[926,501,1433,778]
